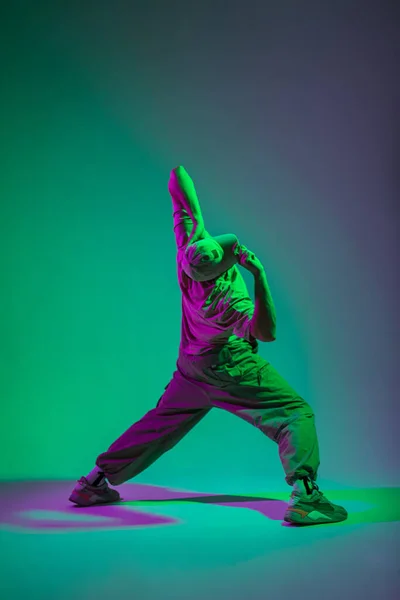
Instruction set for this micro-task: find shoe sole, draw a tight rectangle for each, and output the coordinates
[69,490,121,507]
[284,510,348,526]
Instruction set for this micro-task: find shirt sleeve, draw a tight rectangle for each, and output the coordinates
[173,207,194,250]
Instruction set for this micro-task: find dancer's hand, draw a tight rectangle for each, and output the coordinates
[237,245,264,276]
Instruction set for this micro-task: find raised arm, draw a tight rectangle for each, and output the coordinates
[168,166,208,246]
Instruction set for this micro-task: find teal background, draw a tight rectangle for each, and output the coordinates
[1,0,398,491]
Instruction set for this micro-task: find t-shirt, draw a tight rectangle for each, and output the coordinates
[173,206,256,356]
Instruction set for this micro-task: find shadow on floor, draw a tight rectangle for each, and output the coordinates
[0,480,398,533]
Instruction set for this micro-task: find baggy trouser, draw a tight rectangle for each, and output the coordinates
[96,345,320,486]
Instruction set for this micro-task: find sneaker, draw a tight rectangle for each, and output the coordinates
[69,476,121,507]
[284,477,348,525]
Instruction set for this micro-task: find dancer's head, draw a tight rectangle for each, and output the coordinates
[181,234,240,282]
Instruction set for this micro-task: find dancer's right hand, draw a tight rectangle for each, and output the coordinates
[237,245,264,275]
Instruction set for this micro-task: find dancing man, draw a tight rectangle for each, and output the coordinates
[69,166,348,526]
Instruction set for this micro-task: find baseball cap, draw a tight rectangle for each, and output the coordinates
[181,233,240,282]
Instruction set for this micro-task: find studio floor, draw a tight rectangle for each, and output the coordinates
[0,480,399,600]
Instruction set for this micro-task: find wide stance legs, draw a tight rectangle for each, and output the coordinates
[69,350,347,525]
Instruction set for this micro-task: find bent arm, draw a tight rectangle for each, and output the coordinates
[250,270,277,342]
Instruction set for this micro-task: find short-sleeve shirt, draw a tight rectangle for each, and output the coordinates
[173,206,257,356]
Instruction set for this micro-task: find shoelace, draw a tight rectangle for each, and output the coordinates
[309,481,335,505]
[303,478,325,500]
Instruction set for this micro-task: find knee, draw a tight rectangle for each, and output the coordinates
[304,403,315,419]
[295,397,315,418]
[280,400,315,434]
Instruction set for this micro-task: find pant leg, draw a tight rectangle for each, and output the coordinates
[96,370,211,485]
[204,356,320,486]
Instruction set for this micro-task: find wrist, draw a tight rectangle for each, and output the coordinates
[253,267,266,279]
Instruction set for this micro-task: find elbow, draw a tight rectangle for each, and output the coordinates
[170,166,190,191]
[259,333,276,343]
[250,324,276,343]
[169,168,178,183]
[172,165,186,177]
[265,326,277,342]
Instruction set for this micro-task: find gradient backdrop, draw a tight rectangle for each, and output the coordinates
[1,0,398,492]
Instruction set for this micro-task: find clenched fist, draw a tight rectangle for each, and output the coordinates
[237,245,264,276]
